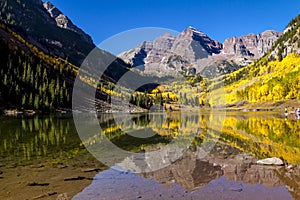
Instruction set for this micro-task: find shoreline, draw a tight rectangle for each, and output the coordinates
[1,99,300,115]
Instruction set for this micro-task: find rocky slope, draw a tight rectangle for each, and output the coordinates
[0,0,95,66]
[119,27,281,77]
[269,14,300,60]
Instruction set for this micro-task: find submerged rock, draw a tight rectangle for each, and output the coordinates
[56,193,69,200]
[256,157,284,166]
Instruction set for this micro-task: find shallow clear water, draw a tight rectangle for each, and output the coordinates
[1,112,300,199]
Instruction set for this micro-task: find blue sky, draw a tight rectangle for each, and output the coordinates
[50,0,300,53]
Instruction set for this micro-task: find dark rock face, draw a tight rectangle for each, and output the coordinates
[119,27,281,77]
[188,26,222,55]
[0,0,95,66]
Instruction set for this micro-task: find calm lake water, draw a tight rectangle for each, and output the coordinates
[1,112,300,199]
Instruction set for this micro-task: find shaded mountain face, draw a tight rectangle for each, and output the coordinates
[0,0,95,66]
[119,27,281,77]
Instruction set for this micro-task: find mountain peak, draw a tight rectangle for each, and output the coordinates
[42,1,93,44]
[187,26,206,34]
[260,30,282,37]
[182,26,208,38]
[160,32,175,38]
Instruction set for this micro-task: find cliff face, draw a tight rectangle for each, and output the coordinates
[223,30,282,58]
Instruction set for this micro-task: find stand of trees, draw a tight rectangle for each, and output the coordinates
[0,33,73,111]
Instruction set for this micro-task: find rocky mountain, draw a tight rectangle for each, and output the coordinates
[119,27,281,78]
[0,0,95,66]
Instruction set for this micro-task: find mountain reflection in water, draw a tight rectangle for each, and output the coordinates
[74,111,300,200]
[74,144,293,200]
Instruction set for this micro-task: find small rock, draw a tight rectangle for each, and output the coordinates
[31,164,45,169]
[286,164,294,170]
[27,182,50,186]
[48,192,58,196]
[33,192,57,199]
[230,188,243,192]
[33,194,47,199]
[82,168,100,173]
[58,165,68,169]
[56,193,69,200]
[256,157,284,166]
[64,176,85,181]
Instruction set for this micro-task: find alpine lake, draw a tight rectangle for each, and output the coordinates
[0,110,300,200]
